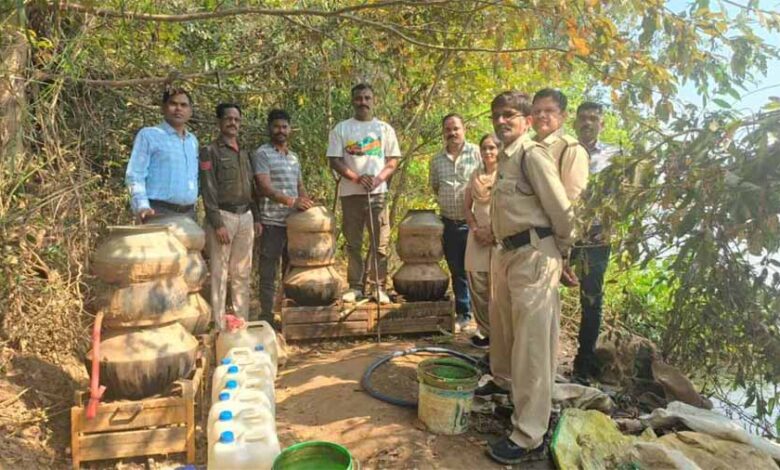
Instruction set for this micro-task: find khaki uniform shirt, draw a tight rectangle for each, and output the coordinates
[199,139,260,229]
[536,129,589,203]
[490,134,575,254]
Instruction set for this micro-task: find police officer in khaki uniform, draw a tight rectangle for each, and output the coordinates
[477,91,578,464]
[531,88,590,203]
[200,103,262,330]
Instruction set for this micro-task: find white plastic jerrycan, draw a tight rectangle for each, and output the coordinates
[214,377,275,413]
[226,345,277,377]
[208,388,275,432]
[217,320,279,370]
[241,425,282,470]
[208,430,237,470]
[208,410,245,448]
[208,427,280,469]
[207,405,276,446]
[211,363,243,404]
[242,377,275,412]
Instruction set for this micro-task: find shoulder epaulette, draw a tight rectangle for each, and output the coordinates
[521,138,541,152]
[561,134,580,147]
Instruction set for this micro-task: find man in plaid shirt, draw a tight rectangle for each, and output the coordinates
[429,113,482,331]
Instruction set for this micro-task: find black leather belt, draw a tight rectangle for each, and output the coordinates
[500,227,554,250]
[219,203,250,214]
[149,199,194,213]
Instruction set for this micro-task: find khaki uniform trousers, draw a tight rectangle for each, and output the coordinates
[467,271,490,335]
[489,235,562,449]
[207,209,255,329]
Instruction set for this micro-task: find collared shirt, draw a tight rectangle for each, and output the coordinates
[583,141,622,239]
[199,138,260,229]
[326,118,402,197]
[586,141,621,176]
[535,129,589,203]
[125,121,199,212]
[429,142,481,220]
[251,143,301,226]
[491,134,575,254]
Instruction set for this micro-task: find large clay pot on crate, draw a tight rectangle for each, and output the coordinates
[176,293,211,335]
[152,215,206,251]
[90,223,204,400]
[397,210,444,263]
[95,276,189,325]
[181,252,208,292]
[86,322,199,400]
[283,206,345,306]
[92,225,187,284]
[392,263,449,301]
[283,266,344,306]
[154,215,208,292]
[286,206,336,267]
[392,210,448,301]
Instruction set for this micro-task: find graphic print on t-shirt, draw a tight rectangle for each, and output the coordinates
[345,134,382,158]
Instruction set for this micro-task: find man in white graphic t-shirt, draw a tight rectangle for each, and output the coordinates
[327,83,402,304]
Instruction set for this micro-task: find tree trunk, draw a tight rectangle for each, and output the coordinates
[0,22,29,195]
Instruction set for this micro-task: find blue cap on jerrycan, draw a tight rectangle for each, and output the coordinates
[225,380,238,389]
[220,431,235,443]
[218,410,233,421]
[218,392,231,401]
[220,358,232,365]
[254,344,265,351]
[227,365,239,374]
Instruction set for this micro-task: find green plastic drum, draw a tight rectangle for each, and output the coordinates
[272,441,355,470]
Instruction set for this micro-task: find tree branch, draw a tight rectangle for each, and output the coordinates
[31,53,283,87]
[720,0,780,17]
[336,12,570,54]
[54,0,452,22]
[55,1,570,55]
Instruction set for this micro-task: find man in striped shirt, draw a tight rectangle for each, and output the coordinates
[429,114,482,331]
[252,109,313,326]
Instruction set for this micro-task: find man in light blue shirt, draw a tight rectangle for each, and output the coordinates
[125,88,199,222]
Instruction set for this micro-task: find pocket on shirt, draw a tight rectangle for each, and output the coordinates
[217,158,239,181]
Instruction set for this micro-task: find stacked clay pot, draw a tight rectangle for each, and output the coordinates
[283,206,345,306]
[392,210,449,301]
[89,220,209,400]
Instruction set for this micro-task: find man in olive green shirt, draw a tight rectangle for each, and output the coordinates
[200,103,262,330]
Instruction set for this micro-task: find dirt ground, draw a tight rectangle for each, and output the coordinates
[276,334,567,470]
[0,321,579,469]
[0,346,87,469]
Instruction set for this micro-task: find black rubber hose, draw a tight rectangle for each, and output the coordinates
[361,347,481,408]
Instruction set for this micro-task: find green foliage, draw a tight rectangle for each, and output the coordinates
[2,0,780,430]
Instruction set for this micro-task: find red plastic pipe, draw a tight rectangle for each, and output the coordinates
[86,312,106,419]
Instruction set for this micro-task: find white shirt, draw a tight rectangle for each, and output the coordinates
[326,118,401,196]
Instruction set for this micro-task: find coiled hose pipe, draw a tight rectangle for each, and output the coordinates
[361,347,482,408]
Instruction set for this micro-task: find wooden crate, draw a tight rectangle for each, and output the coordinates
[282,300,455,340]
[70,338,210,469]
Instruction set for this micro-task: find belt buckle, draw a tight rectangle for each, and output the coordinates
[500,237,513,251]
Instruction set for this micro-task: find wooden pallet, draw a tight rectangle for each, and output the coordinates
[70,337,211,469]
[281,300,455,340]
